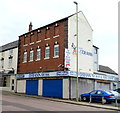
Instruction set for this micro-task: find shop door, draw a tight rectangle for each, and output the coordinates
[26,80,38,95]
[43,79,63,98]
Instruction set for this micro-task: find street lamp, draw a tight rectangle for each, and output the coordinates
[73,1,79,102]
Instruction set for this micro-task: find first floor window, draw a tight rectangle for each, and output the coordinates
[0,60,3,68]
[0,60,2,68]
[23,51,27,62]
[37,48,41,60]
[30,50,34,61]
[8,58,12,68]
[9,49,13,55]
[45,46,50,58]
[54,44,59,57]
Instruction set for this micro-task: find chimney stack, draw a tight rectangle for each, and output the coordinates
[29,22,32,31]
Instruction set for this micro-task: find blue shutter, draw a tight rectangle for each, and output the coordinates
[43,79,63,98]
[26,80,38,95]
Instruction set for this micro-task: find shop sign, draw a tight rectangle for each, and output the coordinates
[16,71,119,81]
[64,49,71,68]
[69,71,119,81]
[17,71,68,79]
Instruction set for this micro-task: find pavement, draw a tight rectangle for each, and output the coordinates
[2,91,120,111]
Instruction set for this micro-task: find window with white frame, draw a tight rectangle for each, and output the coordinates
[0,60,2,68]
[30,50,34,61]
[8,58,12,68]
[9,49,13,55]
[1,60,4,68]
[37,48,41,60]
[54,44,59,57]
[23,51,27,62]
[45,46,50,59]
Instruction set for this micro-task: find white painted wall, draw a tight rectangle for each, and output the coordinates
[38,79,42,95]
[63,78,69,99]
[0,48,18,73]
[68,11,93,73]
[17,80,26,93]
[10,75,16,92]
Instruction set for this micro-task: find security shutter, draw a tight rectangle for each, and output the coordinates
[96,82,110,91]
[43,79,63,98]
[26,80,38,95]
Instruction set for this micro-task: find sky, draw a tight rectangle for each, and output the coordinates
[0,0,118,73]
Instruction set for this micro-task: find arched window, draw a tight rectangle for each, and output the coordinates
[54,44,59,57]
[23,51,27,62]
[45,45,50,59]
[37,48,41,60]
[30,49,34,61]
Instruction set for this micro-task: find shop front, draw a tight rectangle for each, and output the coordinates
[16,71,119,99]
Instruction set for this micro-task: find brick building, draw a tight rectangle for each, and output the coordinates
[17,11,118,99]
[18,18,68,73]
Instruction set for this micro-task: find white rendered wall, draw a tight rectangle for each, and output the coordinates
[63,78,69,99]
[68,11,93,73]
[38,79,42,95]
[0,48,18,73]
[10,75,16,92]
[17,80,26,93]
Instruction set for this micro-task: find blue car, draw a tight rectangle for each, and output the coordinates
[80,90,115,104]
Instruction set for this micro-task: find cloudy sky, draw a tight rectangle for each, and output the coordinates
[0,0,118,73]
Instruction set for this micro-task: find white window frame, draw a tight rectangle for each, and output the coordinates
[37,48,41,60]
[45,46,50,59]
[9,49,13,55]
[23,51,27,62]
[0,60,2,68]
[54,44,59,58]
[30,50,34,61]
[8,58,12,68]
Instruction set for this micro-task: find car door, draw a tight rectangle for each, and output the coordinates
[89,90,98,100]
[95,91,104,101]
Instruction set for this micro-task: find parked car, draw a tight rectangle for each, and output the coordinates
[110,90,120,102]
[113,88,120,93]
[80,90,115,104]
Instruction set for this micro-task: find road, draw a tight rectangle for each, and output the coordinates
[1,91,118,112]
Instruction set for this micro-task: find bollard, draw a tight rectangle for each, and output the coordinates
[79,95,81,101]
[115,98,118,107]
[102,96,106,104]
[89,95,92,103]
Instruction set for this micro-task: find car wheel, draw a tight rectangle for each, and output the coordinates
[83,97,87,101]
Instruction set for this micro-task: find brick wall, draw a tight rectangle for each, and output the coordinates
[17,19,68,74]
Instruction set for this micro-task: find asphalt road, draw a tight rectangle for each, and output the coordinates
[1,91,119,112]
